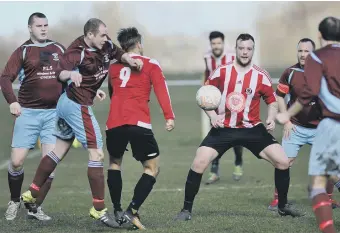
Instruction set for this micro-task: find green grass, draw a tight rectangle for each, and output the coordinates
[0,85,339,233]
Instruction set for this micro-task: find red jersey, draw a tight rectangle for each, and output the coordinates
[204,51,235,82]
[206,62,277,128]
[106,53,175,130]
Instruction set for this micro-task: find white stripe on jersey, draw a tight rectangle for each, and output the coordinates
[229,72,245,128]
[242,69,259,128]
[218,65,232,115]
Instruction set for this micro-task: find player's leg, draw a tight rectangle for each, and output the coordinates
[308,118,340,233]
[268,124,304,211]
[6,108,40,220]
[106,126,129,221]
[175,127,231,221]
[245,124,304,217]
[72,105,119,228]
[232,146,244,181]
[119,126,160,230]
[21,94,78,212]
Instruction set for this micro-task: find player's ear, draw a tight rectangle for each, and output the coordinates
[28,25,32,33]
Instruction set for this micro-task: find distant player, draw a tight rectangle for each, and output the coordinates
[20,18,143,228]
[0,12,66,221]
[268,38,340,211]
[203,31,244,184]
[277,16,340,233]
[105,27,175,230]
[175,33,304,221]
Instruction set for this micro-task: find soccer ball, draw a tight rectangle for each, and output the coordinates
[196,85,221,110]
[72,138,81,148]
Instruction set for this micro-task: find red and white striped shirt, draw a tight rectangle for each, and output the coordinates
[206,62,277,128]
[204,51,235,81]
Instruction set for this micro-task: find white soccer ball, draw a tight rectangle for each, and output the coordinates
[196,85,221,110]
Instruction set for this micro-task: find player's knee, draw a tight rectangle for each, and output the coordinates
[274,158,290,170]
[143,162,160,178]
[288,158,295,167]
[192,147,215,173]
[11,157,25,169]
[88,149,104,162]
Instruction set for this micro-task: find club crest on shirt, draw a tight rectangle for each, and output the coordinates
[226,92,246,113]
[52,53,59,61]
[104,54,109,63]
[245,88,252,95]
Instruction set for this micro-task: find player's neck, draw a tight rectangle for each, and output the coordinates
[83,37,96,50]
[233,60,252,73]
[323,40,340,46]
[30,37,47,44]
[127,49,141,56]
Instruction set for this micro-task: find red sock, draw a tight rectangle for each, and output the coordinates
[312,193,336,233]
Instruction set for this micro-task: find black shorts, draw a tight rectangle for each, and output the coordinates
[106,125,160,162]
[200,124,278,159]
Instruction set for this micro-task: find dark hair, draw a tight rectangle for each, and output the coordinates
[236,33,255,46]
[28,12,46,25]
[298,38,316,49]
[117,27,142,51]
[318,17,340,42]
[84,18,106,36]
[209,31,224,41]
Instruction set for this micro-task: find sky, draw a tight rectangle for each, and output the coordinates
[0,1,265,37]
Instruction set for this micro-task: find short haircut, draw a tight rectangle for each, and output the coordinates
[298,38,316,50]
[209,31,224,41]
[84,18,106,36]
[236,33,255,46]
[28,12,46,25]
[117,27,142,51]
[318,17,340,42]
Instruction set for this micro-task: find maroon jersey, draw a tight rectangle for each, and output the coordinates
[298,44,340,122]
[0,39,65,109]
[57,36,125,105]
[276,63,321,128]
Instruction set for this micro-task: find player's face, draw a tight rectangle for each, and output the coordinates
[28,17,48,42]
[210,38,224,57]
[235,39,254,67]
[91,24,108,50]
[297,42,314,66]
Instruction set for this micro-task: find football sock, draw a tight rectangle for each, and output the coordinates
[36,175,54,206]
[88,161,105,211]
[273,188,278,200]
[311,189,336,233]
[30,152,60,198]
[234,146,243,166]
[127,173,156,213]
[8,164,24,202]
[211,158,219,174]
[107,169,122,211]
[275,168,290,209]
[183,169,203,212]
[333,179,340,192]
[326,179,334,200]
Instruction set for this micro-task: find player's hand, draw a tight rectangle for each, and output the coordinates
[165,119,175,131]
[9,102,21,117]
[266,118,275,132]
[96,89,106,101]
[70,71,82,87]
[128,58,143,71]
[276,112,290,125]
[210,114,224,128]
[283,121,296,139]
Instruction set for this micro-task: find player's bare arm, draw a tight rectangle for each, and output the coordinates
[204,110,224,128]
[59,70,82,87]
[266,102,278,131]
[276,100,303,125]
